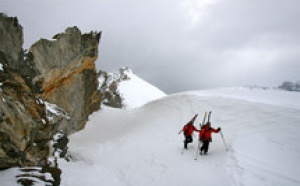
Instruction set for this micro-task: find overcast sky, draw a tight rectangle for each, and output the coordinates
[1,0,300,93]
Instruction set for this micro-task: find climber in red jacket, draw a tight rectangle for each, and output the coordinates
[199,121,221,155]
[181,114,200,149]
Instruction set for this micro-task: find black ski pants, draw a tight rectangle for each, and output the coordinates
[200,140,210,154]
[184,135,193,149]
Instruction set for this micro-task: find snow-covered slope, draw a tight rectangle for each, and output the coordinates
[118,70,166,108]
[59,87,300,186]
[1,87,300,186]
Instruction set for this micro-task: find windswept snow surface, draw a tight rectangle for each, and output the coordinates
[58,87,300,186]
[1,87,300,186]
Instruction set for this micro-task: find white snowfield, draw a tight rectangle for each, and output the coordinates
[59,87,300,186]
[1,82,300,186]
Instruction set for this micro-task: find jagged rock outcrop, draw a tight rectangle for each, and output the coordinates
[98,67,133,108]
[0,14,51,169]
[29,26,102,134]
[0,13,102,169]
[98,71,123,108]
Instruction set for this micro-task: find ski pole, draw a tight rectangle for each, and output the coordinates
[194,141,201,160]
[220,131,229,151]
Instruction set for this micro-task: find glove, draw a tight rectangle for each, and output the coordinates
[217,127,221,131]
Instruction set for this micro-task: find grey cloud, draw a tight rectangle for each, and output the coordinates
[1,0,299,93]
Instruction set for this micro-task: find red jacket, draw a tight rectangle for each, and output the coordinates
[199,125,220,142]
[183,124,199,136]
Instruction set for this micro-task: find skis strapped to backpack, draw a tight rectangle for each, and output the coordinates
[200,111,208,128]
[208,111,212,123]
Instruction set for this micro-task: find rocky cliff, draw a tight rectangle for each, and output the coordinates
[0,14,50,169]
[29,26,102,134]
[0,13,102,169]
